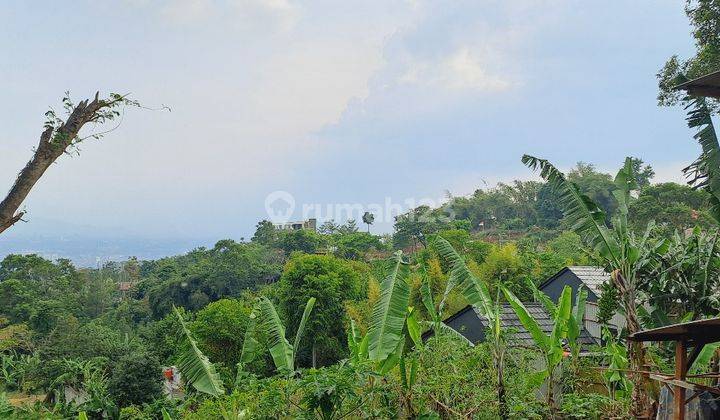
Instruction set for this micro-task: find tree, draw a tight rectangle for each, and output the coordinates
[251,220,277,245]
[629,182,712,235]
[277,254,361,367]
[629,157,655,190]
[191,299,253,370]
[658,1,720,110]
[523,155,663,417]
[362,212,375,233]
[567,162,617,219]
[107,351,162,408]
[334,232,383,260]
[277,229,323,255]
[0,92,137,235]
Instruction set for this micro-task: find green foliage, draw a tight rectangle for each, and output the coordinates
[251,220,277,245]
[366,252,410,363]
[145,240,283,318]
[596,281,619,326]
[107,351,162,408]
[191,298,253,370]
[172,306,225,397]
[560,393,620,419]
[658,1,720,109]
[277,229,325,255]
[277,254,361,367]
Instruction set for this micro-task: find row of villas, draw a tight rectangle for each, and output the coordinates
[428,266,625,348]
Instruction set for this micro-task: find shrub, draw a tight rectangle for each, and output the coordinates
[107,351,162,408]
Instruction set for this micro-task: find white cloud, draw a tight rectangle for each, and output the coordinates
[156,0,299,29]
[400,46,514,92]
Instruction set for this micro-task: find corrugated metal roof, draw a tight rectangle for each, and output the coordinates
[567,266,610,297]
[473,303,597,347]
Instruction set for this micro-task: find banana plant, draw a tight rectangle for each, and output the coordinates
[523,154,666,416]
[434,236,511,419]
[240,296,315,376]
[683,95,720,222]
[503,285,573,411]
[344,252,423,416]
[172,306,225,397]
[526,278,588,363]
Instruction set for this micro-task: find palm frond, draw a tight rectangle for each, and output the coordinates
[172,306,225,397]
[257,297,294,373]
[522,155,620,262]
[367,251,410,362]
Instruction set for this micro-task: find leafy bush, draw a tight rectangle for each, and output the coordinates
[107,351,163,408]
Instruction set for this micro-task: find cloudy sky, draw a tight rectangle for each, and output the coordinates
[0,0,700,248]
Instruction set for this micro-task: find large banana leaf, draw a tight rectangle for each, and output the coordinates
[239,309,259,365]
[549,287,573,366]
[405,307,423,349]
[172,306,225,397]
[683,96,720,221]
[522,155,620,263]
[257,297,294,373]
[502,287,550,352]
[367,251,410,362]
[567,287,588,350]
[612,157,637,235]
[292,297,316,364]
[434,236,494,320]
[527,277,557,317]
[420,274,439,324]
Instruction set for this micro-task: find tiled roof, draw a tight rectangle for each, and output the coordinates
[567,266,610,297]
[474,303,597,347]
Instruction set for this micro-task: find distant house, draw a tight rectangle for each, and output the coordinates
[538,266,625,341]
[422,302,597,348]
[274,218,317,231]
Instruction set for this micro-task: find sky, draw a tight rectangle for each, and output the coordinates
[0,1,703,261]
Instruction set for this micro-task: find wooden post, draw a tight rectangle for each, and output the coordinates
[675,340,687,420]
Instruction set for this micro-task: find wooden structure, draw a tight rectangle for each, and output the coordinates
[675,70,720,99]
[629,318,720,420]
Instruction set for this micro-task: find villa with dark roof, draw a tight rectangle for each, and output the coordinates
[538,266,625,341]
[423,302,597,348]
[425,266,624,347]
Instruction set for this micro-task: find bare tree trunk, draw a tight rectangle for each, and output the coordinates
[0,93,125,235]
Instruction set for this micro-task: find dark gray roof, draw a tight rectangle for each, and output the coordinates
[432,302,597,348]
[566,266,610,297]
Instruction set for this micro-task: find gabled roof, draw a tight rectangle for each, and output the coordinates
[474,303,597,347]
[435,302,597,348]
[539,266,610,298]
[566,266,610,297]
